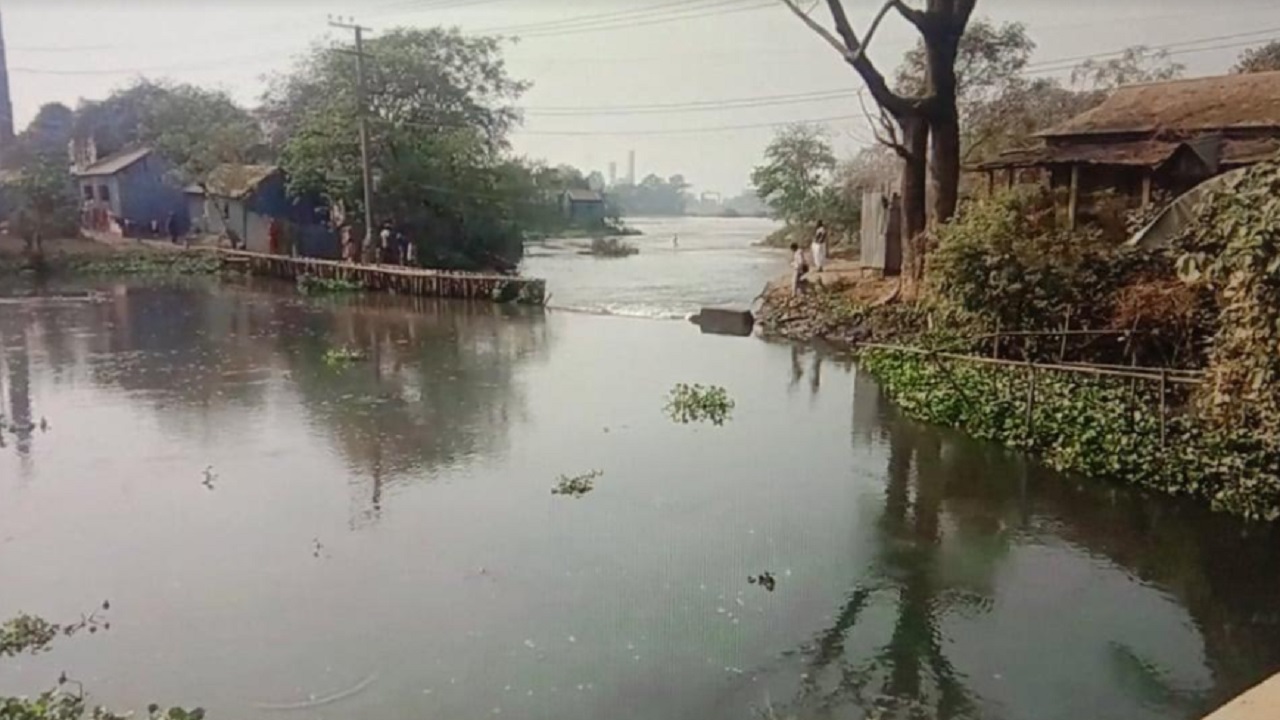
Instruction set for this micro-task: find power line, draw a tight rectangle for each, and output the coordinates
[470,0,748,35]
[523,88,861,114]
[515,1,775,39]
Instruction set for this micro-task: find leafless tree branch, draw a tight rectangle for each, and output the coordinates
[778,0,918,116]
[858,90,909,158]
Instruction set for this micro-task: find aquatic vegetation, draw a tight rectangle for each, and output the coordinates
[748,572,777,592]
[201,466,216,490]
[3,609,205,720]
[588,237,639,257]
[1,605,110,658]
[665,384,735,426]
[862,348,1280,521]
[323,347,369,368]
[552,470,603,498]
[297,274,366,294]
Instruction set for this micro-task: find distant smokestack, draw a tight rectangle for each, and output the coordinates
[0,8,15,153]
[608,162,617,187]
[627,150,636,185]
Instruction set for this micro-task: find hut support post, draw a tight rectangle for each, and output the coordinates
[1141,172,1153,209]
[1067,164,1080,231]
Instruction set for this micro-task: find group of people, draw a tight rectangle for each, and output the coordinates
[339,222,417,267]
[790,220,828,295]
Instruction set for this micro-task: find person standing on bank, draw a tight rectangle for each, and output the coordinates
[166,213,181,246]
[790,242,808,296]
[811,220,828,273]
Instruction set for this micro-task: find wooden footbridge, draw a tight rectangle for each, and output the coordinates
[217,250,546,305]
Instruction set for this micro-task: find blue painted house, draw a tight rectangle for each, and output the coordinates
[74,147,187,237]
[186,164,335,257]
[560,188,607,227]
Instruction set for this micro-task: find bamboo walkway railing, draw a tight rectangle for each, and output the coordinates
[218,249,546,304]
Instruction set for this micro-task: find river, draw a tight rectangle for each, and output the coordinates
[522,216,788,318]
[2,217,1279,720]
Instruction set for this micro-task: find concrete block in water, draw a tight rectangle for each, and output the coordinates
[693,308,755,337]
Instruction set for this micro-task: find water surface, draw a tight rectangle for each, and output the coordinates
[521,216,786,319]
[1,281,1279,720]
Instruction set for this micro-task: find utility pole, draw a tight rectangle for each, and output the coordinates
[329,16,376,254]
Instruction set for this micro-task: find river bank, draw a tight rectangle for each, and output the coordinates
[753,265,1280,522]
[0,236,222,277]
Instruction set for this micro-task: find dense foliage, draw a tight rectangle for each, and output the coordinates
[263,28,536,270]
[930,188,1150,335]
[74,80,265,180]
[4,153,81,247]
[1175,160,1280,449]
[862,349,1280,521]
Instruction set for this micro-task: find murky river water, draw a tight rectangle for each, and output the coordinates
[522,216,787,319]
[2,231,1280,720]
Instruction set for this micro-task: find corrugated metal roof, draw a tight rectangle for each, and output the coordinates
[563,188,604,203]
[186,164,281,199]
[1040,71,1280,138]
[75,147,152,177]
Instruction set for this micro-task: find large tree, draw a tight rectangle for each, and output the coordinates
[262,27,531,269]
[779,0,978,291]
[73,80,263,181]
[751,124,836,225]
[1233,41,1280,74]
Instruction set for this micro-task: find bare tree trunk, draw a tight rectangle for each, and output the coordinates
[900,116,930,296]
[928,106,961,226]
[923,2,966,227]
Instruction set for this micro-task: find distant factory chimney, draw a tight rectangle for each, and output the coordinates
[627,150,636,185]
[0,8,15,155]
[608,161,617,187]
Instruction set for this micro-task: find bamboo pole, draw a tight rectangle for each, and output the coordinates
[1025,360,1036,434]
[1159,369,1168,447]
[858,343,1202,386]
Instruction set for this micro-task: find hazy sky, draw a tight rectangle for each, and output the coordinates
[3,0,1277,193]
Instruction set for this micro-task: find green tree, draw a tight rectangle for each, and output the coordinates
[262,27,531,269]
[6,153,80,252]
[610,174,690,216]
[1233,41,1280,74]
[73,80,263,181]
[751,124,836,226]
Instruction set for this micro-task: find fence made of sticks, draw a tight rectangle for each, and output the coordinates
[859,340,1204,448]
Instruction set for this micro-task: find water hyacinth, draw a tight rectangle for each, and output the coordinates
[665,384,735,426]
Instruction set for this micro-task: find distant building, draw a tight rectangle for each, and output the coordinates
[73,147,187,237]
[975,71,1280,227]
[185,163,334,256]
[0,9,15,157]
[560,188,606,226]
[627,150,636,185]
[608,162,617,187]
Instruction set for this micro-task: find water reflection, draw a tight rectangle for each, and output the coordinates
[772,372,1280,720]
[0,280,548,526]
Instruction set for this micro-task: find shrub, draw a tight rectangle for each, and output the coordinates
[588,237,638,257]
[930,187,1153,333]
